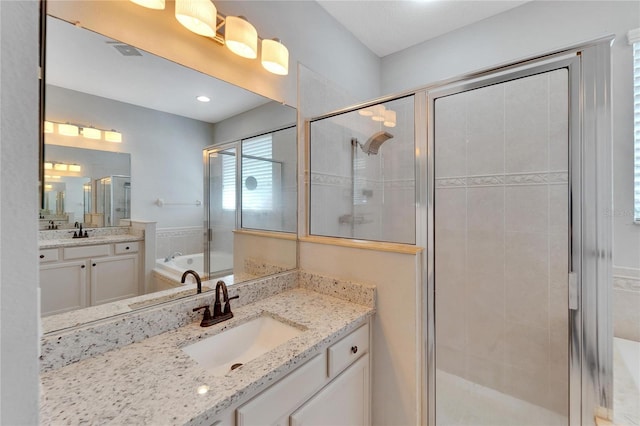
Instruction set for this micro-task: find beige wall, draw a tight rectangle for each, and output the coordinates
[300,241,423,425]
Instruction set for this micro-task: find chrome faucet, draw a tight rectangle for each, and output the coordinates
[192,280,239,327]
[164,251,182,262]
[181,269,202,294]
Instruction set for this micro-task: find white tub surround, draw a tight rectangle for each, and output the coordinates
[40,275,375,424]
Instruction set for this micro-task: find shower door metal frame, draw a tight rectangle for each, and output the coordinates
[422,37,613,426]
[203,141,241,281]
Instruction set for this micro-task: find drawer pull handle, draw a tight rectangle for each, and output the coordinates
[81,265,85,269]
[125,246,130,250]
[39,254,45,259]
[92,263,96,267]
[351,345,358,354]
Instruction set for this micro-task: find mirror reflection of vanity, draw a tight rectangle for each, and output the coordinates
[41,14,297,330]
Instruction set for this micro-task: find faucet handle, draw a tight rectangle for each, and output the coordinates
[193,305,214,327]
[223,295,239,315]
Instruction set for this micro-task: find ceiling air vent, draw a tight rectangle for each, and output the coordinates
[107,41,143,57]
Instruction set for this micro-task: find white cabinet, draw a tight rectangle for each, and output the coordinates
[91,254,138,305]
[40,260,89,316]
[39,241,142,316]
[291,355,370,426]
[234,322,371,426]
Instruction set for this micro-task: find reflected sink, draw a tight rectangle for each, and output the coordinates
[182,315,304,376]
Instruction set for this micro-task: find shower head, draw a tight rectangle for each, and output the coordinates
[361,131,394,155]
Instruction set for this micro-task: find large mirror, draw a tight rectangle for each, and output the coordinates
[42,15,297,331]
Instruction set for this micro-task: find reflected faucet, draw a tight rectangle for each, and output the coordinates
[181,269,202,294]
[164,251,182,262]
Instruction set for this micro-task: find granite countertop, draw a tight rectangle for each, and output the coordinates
[39,233,143,249]
[40,288,374,425]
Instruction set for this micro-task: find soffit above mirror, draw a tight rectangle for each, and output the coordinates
[46,16,271,123]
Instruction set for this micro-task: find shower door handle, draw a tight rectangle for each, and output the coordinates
[568,272,578,310]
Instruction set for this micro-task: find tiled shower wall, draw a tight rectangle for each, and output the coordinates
[435,69,569,415]
[309,96,415,244]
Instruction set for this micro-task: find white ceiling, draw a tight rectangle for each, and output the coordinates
[46,17,271,124]
[317,0,532,57]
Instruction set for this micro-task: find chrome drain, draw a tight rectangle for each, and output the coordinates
[230,363,243,371]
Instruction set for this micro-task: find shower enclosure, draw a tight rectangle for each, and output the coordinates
[309,95,416,244]
[95,175,130,227]
[306,38,612,425]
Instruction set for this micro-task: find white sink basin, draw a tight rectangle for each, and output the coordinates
[182,315,304,376]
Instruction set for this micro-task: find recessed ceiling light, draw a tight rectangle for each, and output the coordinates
[196,95,211,103]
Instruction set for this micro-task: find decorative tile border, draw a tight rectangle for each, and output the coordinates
[155,226,203,239]
[614,275,640,292]
[312,172,415,190]
[436,171,569,188]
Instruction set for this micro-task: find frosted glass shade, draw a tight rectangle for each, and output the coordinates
[261,39,288,75]
[53,163,68,171]
[225,16,257,59]
[44,162,53,170]
[371,105,386,122]
[82,127,102,139]
[58,123,79,136]
[69,164,82,172]
[383,109,397,128]
[358,108,373,117]
[175,0,217,38]
[105,131,122,143]
[130,0,165,10]
[44,121,54,133]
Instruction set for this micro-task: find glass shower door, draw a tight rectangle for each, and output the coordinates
[205,145,237,280]
[433,68,570,425]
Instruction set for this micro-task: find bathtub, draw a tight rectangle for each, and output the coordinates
[155,251,233,279]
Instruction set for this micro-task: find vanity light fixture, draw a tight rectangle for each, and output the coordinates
[44,162,53,170]
[53,163,68,172]
[383,109,397,128]
[261,38,288,76]
[175,0,217,38]
[105,130,123,143]
[44,120,123,143]
[130,0,165,10]
[81,127,102,140]
[358,108,373,117]
[58,123,79,137]
[371,105,386,122]
[68,164,82,173]
[225,16,258,59]
[196,95,211,102]
[130,0,289,75]
[44,121,54,133]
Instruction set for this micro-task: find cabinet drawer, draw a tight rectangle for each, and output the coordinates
[328,323,369,378]
[237,353,327,426]
[64,244,110,260]
[39,248,59,263]
[115,242,138,254]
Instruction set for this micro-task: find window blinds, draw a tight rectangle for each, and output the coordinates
[242,135,273,211]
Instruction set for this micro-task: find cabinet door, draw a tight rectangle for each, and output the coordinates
[290,355,370,426]
[91,254,139,305]
[40,260,89,316]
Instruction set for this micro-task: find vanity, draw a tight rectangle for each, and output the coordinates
[39,227,144,316]
[39,272,375,425]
